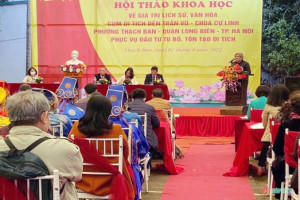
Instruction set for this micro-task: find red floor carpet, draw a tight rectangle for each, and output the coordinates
[161,144,255,200]
[176,136,235,154]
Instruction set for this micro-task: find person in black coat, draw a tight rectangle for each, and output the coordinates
[230,53,251,75]
[144,66,164,85]
[94,67,111,83]
[128,88,160,150]
[272,93,300,199]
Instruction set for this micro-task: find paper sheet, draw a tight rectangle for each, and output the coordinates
[250,123,264,129]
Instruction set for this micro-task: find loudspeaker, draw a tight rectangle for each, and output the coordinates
[284,77,300,93]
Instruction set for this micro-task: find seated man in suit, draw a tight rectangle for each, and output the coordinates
[94,67,112,84]
[144,66,164,85]
[128,88,160,152]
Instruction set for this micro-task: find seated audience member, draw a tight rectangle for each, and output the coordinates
[128,91,133,102]
[146,88,171,110]
[68,94,134,198]
[146,88,182,158]
[258,84,289,176]
[44,90,73,137]
[22,67,42,83]
[144,66,164,85]
[94,67,112,84]
[77,83,98,103]
[0,91,83,199]
[273,93,300,199]
[128,88,160,152]
[105,85,149,197]
[246,85,270,119]
[19,83,32,92]
[146,88,175,128]
[117,67,138,85]
[75,83,98,111]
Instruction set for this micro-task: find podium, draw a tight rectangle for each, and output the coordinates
[63,71,83,98]
[63,72,83,78]
[220,79,249,115]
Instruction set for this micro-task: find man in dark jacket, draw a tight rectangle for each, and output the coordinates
[94,67,112,83]
[144,66,164,85]
[128,88,160,150]
[230,53,251,75]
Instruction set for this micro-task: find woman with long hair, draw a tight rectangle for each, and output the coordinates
[272,92,300,199]
[68,93,134,198]
[258,84,289,176]
[117,67,138,85]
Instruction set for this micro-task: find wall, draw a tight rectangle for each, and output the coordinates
[0,1,27,83]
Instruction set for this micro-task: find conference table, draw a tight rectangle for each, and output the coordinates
[96,84,170,101]
[7,83,60,95]
[235,117,250,152]
[224,122,265,176]
[6,83,170,101]
[154,110,184,175]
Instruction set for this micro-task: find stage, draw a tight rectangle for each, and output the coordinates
[173,107,241,137]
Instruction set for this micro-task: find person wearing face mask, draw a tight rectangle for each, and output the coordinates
[22,67,42,83]
[0,91,83,199]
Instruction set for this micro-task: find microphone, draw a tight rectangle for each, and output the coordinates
[229,59,235,63]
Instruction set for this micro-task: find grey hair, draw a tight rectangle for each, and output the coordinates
[6,91,50,124]
[235,53,244,58]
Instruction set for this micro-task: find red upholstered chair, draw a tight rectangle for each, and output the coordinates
[282,129,300,200]
[250,109,263,123]
[270,117,281,145]
[291,139,300,200]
